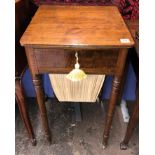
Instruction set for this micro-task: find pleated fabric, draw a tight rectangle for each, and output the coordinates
[49,74,105,102]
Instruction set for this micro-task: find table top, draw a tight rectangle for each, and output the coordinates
[20,5,134,48]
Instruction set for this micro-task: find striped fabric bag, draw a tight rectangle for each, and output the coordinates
[49,74,105,102]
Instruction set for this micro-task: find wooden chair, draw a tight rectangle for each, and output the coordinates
[120,20,139,150]
[15,0,37,145]
[15,75,36,145]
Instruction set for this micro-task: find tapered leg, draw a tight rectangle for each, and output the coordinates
[102,49,128,148]
[32,75,51,143]
[120,90,139,150]
[15,79,36,146]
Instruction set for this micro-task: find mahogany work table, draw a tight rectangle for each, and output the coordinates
[20,5,134,148]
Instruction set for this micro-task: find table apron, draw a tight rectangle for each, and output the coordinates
[30,48,120,75]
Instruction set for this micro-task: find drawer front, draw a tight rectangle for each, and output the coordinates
[33,48,119,74]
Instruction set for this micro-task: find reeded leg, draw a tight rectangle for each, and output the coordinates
[102,76,122,148]
[120,90,139,150]
[15,79,36,146]
[32,75,51,143]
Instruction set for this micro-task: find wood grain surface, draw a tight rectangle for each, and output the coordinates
[20,5,134,48]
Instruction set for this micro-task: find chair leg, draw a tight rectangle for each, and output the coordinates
[120,90,139,150]
[15,79,36,146]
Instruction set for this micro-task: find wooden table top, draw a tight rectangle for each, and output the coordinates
[20,5,134,48]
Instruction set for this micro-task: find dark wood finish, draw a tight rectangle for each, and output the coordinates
[15,0,37,76]
[32,74,51,142]
[120,20,139,150]
[33,48,119,75]
[103,49,128,147]
[15,0,28,76]
[15,0,37,145]
[20,5,134,147]
[116,20,139,105]
[16,0,37,76]
[120,90,139,150]
[125,20,139,55]
[15,79,36,146]
[125,20,139,39]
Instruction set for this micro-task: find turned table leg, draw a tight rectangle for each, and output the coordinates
[102,49,128,148]
[120,90,139,150]
[15,79,36,146]
[32,75,51,143]
[102,76,122,148]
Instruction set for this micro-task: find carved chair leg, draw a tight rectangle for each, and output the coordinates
[120,90,139,150]
[32,75,51,143]
[15,79,36,146]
